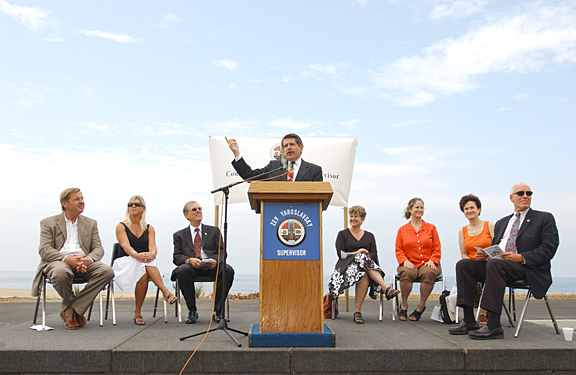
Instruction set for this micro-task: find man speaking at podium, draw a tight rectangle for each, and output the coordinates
[227,133,323,182]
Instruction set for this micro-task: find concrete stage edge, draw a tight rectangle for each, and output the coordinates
[0,299,575,374]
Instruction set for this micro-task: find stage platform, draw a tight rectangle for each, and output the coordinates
[1,297,575,374]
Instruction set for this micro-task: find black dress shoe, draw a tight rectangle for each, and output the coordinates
[212,312,221,323]
[449,320,480,335]
[468,324,504,340]
[185,309,198,324]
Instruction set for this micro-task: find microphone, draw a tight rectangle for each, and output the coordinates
[281,156,288,170]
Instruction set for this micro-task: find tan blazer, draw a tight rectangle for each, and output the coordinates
[31,212,105,296]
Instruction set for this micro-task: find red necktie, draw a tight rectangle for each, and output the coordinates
[194,228,201,258]
[287,162,295,181]
[505,213,521,253]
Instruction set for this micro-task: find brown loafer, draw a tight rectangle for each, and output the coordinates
[75,312,87,328]
[60,311,79,330]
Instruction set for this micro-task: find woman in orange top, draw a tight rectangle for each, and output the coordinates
[395,197,441,321]
[458,194,494,325]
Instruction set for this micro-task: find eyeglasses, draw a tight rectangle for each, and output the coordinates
[189,207,202,212]
[127,202,143,207]
[513,191,533,197]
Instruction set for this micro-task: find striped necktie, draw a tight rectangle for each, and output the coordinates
[193,228,201,258]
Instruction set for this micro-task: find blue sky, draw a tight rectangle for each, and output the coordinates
[1,0,575,281]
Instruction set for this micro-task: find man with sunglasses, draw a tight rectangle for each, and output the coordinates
[171,201,234,324]
[32,188,114,329]
[450,183,559,339]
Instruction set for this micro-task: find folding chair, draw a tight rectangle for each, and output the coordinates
[504,279,560,338]
[104,243,167,324]
[33,272,108,330]
[392,272,445,321]
[173,278,230,323]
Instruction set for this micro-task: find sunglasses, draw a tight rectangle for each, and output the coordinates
[189,207,202,212]
[127,202,143,207]
[513,191,533,197]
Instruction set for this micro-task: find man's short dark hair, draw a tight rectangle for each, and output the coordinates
[282,133,302,147]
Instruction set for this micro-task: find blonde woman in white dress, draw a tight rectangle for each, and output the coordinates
[112,195,177,325]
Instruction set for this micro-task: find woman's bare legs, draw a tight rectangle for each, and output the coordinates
[354,275,369,313]
[134,273,148,317]
[145,266,172,299]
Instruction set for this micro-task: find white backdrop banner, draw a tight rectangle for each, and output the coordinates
[209,136,357,207]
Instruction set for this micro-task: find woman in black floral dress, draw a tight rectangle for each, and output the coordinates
[328,205,399,324]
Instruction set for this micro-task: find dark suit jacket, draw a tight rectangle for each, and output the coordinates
[231,157,323,182]
[32,213,104,296]
[492,208,559,298]
[171,224,225,281]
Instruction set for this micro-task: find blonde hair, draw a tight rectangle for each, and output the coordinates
[60,187,81,211]
[123,195,147,231]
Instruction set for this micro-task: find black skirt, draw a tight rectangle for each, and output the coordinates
[328,252,385,299]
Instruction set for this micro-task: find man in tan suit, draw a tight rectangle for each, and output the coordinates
[32,188,114,329]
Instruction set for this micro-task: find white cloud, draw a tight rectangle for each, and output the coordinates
[213,60,239,71]
[513,92,530,101]
[155,12,183,29]
[79,30,140,43]
[390,120,429,128]
[268,117,311,131]
[369,3,576,106]
[340,119,359,130]
[228,82,238,89]
[282,75,294,82]
[309,64,339,75]
[0,0,60,40]
[0,81,55,107]
[430,0,488,20]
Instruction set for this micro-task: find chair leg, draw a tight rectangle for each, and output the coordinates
[33,294,41,324]
[512,289,517,321]
[514,290,531,338]
[105,282,111,320]
[226,295,230,322]
[331,297,336,320]
[392,275,399,321]
[543,295,561,334]
[163,295,167,323]
[87,301,93,321]
[503,301,514,328]
[153,287,160,317]
[379,293,383,322]
[99,289,103,327]
[41,277,47,330]
[111,284,116,326]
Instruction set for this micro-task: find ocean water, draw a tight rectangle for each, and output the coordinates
[3,271,575,295]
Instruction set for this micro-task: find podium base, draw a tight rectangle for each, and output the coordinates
[248,324,335,347]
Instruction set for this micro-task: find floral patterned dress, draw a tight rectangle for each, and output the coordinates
[328,228,385,299]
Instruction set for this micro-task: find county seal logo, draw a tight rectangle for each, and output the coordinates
[277,218,306,247]
[270,144,281,160]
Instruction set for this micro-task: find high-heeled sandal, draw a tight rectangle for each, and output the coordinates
[385,286,400,301]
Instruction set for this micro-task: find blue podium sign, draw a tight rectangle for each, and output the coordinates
[262,203,320,260]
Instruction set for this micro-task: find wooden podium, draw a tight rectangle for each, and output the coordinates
[248,181,333,333]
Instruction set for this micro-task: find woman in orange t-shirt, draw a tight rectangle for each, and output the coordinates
[395,198,441,321]
[458,194,494,325]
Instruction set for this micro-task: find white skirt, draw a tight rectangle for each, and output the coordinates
[112,256,161,291]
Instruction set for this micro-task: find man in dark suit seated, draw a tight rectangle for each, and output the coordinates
[172,201,234,324]
[449,183,559,339]
[226,133,323,182]
[32,188,114,329]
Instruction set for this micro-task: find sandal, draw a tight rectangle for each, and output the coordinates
[409,306,426,321]
[133,315,146,325]
[398,308,408,321]
[165,293,177,304]
[385,286,400,301]
[353,312,364,324]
